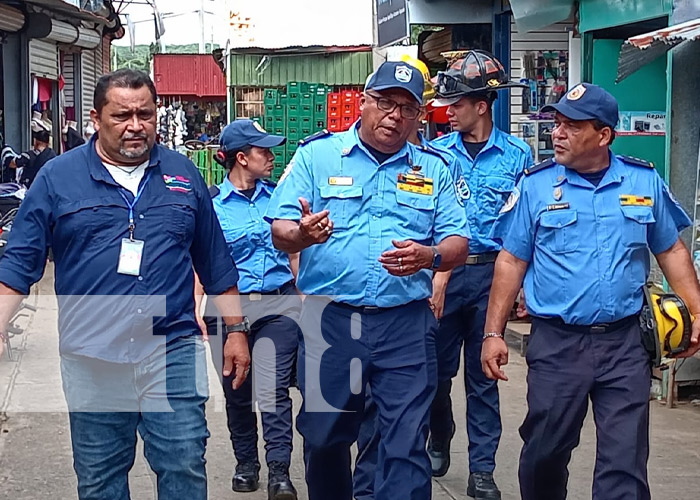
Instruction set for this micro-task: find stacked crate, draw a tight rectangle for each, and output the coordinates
[263,82,332,182]
[327,91,361,132]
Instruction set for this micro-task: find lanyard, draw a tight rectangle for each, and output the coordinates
[118,170,152,241]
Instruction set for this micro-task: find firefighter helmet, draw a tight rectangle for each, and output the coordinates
[400,54,436,103]
[640,285,694,367]
[435,49,526,102]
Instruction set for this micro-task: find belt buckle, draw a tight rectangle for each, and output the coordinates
[364,306,379,312]
[590,324,608,334]
[249,293,262,302]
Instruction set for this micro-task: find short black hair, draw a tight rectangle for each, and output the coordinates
[467,91,497,110]
[224,145,253,169]
[592,119,616,145]
[33,130,50,144]
[94,69,158,115]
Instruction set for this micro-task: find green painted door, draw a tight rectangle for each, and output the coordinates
[591,39,667,175]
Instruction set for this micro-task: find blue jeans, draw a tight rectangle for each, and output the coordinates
[60,335,209,500]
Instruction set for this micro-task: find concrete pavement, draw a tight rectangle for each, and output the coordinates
[1,269,699,499]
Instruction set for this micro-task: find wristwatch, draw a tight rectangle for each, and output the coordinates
[225,317,250,335]
[430,246,442,270]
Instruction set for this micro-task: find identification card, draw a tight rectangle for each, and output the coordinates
[117,238,145,276]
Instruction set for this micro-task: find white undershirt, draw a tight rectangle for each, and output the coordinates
[103,161,148,196]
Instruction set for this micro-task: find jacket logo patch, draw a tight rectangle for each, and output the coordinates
[163,175,192,193]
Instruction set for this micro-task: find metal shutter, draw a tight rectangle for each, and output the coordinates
[29,39,59,80]
[63,53,75,108]
[82,49,98,126]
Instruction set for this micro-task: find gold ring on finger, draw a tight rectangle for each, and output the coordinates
[316,222,324,230]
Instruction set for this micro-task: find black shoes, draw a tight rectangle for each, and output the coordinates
[232,461,261,493]
[427,422,456,478]
[467,472,501,500]
[267,461,297,500]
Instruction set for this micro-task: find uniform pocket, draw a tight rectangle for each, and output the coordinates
[537,210,579,254]
[395,190,435,242]
[620,206,654,247]
[318,185,363,230]
[483,176,516,214]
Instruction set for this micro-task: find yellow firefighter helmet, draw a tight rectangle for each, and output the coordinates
[400,54,436,103]
[640,285,694,367]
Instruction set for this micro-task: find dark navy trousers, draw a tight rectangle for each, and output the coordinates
[431,263,501,472]
[520,317,651,500]
[297,297,437,500]
[207,286,301,466]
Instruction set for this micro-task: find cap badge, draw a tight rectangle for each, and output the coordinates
[487,79,500,87]
[567,84,586,101]
[395,65,412,83]
[252,121,266,133]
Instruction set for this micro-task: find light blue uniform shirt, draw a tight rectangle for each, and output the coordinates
[213,177,294,294]
[432,127,533,254]
[492,154,692,325]
[265,124,469,307]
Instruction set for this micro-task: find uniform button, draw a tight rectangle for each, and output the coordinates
[138,276,144,281]
[250,203,254,207]
[137,308,143,314]
[373,216,378,220]
[130,338,135,343]
[139,214,145,220]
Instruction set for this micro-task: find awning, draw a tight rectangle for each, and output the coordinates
[617,18,700,83]
[509,0,575,33]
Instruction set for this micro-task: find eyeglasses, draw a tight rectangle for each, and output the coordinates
[365,92,422,120]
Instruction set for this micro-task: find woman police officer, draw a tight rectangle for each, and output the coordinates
[195,119,300,500]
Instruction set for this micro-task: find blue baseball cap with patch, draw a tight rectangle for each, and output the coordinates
[541,83,619,128]
[219,119,286,152]
[365,61,425,104]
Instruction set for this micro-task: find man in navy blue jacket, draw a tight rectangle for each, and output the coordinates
[0,69,250,500]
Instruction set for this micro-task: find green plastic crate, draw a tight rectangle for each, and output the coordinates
[287,82,310,94]
[274,115,285,126]
[300,104,313,117]
[287,115,299,126]
[264,89,279,105]
[264,116,275,129]
[287,103,300,116]
[273,104,286,116]
[274,126,285,136]
[301,93,313,103]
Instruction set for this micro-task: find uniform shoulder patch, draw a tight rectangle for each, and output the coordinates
[524,157,555,176]
[298,129,332,146]
[419,144,449,165]
[505,135,531,154]
[618,155,654,168]
[208,185,220,199]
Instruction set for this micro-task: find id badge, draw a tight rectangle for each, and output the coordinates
[117,238,145,276]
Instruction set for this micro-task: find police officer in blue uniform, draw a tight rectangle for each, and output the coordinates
[426,50,533,499]
[196,120,300,499]
[351,62,468,500]
[265,61,469,500]
[482,83,700,500]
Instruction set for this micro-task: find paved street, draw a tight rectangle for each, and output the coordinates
[1,269,699,500]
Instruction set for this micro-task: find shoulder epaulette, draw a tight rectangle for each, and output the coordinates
[618,155,654,168]
[418,144,449,166]
[299,129,332,146]
[506,134,531,154]
[208,185,220,199]
[523,157,555,176]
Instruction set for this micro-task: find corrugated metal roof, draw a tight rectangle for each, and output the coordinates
[229,51,373,87]
[617,18,700,82]
[153,54,227,97]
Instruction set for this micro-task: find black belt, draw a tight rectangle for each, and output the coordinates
[465,251,499,265]
[330,301,410,315]
[246,280,295,297]
[535,314,638,334]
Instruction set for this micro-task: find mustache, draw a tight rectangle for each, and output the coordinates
[122,132,148,140]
